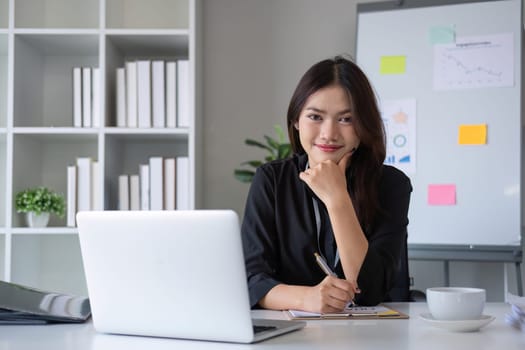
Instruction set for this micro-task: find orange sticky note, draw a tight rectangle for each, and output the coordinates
[380,56,406,74]
[458,124,487,145]
[428,184,456,205]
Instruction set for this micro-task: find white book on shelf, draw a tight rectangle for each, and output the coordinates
[92,67,101,128]
[177,60,190,128]
[82,67,92,128]
[137,60,152,128]
[66,165,77,227]
[129,174,140,210]
[163,158,176,210]
[91,161,102,210]
[76,157,92,212]
[126,61,138,128]
[149,157,164,210]
[176,156,190,210]
[166,61,177,128]
[118,175,130,210]
[152,60,166,128]
[139,164,150,210]
[73,67,82,128]
[116,67,127,127]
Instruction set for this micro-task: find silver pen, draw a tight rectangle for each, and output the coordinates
[314,252,337,277]
[314,252,357,307]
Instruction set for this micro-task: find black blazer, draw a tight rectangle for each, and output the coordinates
[241,153,412,307]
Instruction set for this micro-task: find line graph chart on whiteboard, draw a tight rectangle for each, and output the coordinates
[433,32,513,90]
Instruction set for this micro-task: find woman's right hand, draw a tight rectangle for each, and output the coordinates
[302,276,359,313]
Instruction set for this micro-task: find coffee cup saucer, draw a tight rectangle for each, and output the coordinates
[419,313,495,332]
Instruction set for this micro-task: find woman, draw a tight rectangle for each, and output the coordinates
[241,56,412,313]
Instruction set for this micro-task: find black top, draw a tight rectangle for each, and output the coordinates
[241,153,412,307]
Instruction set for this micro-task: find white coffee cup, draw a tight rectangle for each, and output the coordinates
[426,287,486,320]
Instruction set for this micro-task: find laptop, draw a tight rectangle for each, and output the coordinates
[76,210,305,343]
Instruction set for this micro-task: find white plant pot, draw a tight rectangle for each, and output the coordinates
[26,212,50,228]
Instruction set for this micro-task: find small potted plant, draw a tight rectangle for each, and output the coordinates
[15,187,65,227]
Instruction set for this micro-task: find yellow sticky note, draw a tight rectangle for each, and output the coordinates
[380,56,406,74]
[458,124,487,145]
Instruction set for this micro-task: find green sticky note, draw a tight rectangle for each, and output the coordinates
[380,56,406,74]
[429,26,455,44]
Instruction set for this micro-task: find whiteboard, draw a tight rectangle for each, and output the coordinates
[356,0,522,247]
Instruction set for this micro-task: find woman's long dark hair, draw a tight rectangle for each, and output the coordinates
[287,56,386,229]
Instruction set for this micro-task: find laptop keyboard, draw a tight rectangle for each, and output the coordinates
[253,325,277,334]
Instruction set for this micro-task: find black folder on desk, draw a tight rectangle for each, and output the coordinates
[0,280,91,324]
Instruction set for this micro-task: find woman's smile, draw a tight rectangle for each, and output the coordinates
[315,143,343,153]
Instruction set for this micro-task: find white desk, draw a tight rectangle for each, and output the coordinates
[0,303,523,350]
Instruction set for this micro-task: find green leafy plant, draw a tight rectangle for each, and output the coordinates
[234,124,292,183]
[15,187,65,217]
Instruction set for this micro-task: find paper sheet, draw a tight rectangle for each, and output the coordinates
[505,293,525,332]
[433,32,514,90]
[381,98,417,174]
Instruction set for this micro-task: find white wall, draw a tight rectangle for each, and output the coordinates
[202,0,362,214]
[201,0,525,301]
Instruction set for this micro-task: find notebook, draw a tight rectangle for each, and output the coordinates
[76,210,305,343]
[287,304,408,320]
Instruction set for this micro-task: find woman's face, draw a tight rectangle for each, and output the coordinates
[295,84,360,169]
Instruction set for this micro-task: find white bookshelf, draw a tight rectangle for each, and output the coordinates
[0,0,8,30]
[1,0,201,295]
[0,0,8,284]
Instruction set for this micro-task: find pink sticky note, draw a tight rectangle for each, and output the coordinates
[428,184,456,205]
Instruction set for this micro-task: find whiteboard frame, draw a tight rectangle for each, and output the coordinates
[356,0,523,294]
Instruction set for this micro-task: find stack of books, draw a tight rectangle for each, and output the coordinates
[72,67,100,128]
[66,157,101,227]
[117,156,190,211]
[115,59,190,128]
